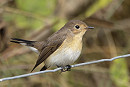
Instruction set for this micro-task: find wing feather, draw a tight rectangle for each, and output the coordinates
[31,28,68,71]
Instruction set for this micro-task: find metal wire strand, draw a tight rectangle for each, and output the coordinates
[0,54,130,82]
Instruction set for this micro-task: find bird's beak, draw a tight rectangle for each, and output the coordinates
[88,26,94,29]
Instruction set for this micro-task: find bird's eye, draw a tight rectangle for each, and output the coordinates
[75,25,80,29]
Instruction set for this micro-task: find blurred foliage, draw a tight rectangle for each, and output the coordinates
[53,19,67,31]
[16,0,56,16]
[0,0,130,87]
[110,59,129,87]
[4,0,56,29]
[86,0,112,17]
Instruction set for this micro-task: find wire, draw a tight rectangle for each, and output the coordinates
[0,54,130,82]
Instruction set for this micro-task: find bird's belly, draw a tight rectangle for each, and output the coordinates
[45,35,82,67]
[45,47,81,67]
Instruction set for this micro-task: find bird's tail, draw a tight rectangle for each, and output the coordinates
[10,38,36,46]
[10,38,39,53]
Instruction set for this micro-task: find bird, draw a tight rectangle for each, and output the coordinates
[10,20,94,72]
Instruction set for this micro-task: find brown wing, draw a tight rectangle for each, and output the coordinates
[31,27,68,72]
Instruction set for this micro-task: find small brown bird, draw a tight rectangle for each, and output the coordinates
[11,20,94,72]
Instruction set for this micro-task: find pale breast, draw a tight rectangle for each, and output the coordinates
[45,35,83,67]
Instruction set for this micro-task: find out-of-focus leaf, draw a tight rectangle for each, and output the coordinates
[4,0,56,29]
[53,18,67,32]
[110,59,129,87]
[15,0,56,16]
[15,15,44,29]
[86,0,112,17]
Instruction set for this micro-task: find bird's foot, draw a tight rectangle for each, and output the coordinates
[66,65,71,71]
[61,65,71,72]
[61,68,66,72]
[57,65,71,72]
[56,65,66,72]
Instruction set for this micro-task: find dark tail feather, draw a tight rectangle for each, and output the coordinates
[40,65,47,71]
[30,65,47,72]
[30,64,38,72]
[10,38,36,47]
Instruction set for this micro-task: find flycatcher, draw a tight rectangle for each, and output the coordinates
[11,20,94,72]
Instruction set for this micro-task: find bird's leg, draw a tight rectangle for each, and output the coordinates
[66,65,71,71]
[61,66,66,72]
[56,65,60,68]
[56,65,66,72]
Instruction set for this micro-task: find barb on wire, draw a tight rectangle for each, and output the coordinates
[0,54,130,82]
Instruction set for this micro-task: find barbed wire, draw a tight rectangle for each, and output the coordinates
[0,54,130,82]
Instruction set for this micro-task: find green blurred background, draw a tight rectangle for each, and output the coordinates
[0,0,130,87]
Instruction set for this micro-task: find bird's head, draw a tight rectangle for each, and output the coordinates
[64,20,94,36]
